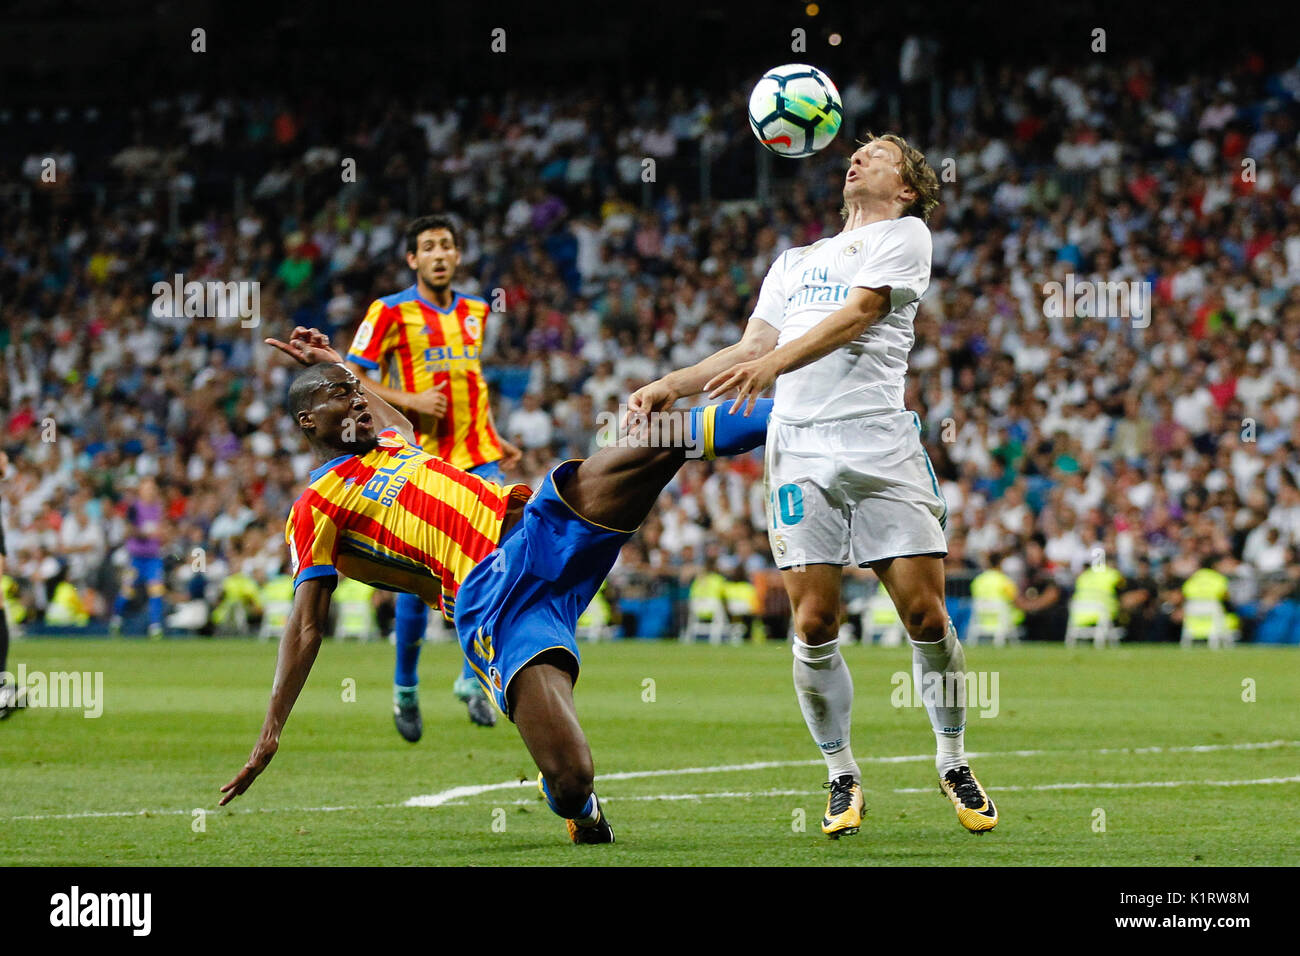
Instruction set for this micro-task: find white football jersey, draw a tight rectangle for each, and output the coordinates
[752,217,932,424]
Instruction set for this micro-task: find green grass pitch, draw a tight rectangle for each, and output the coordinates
[2,637,1297,866]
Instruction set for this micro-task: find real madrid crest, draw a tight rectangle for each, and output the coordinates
[844,242,861,256]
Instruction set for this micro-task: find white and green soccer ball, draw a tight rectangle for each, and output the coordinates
[748,63,844,158]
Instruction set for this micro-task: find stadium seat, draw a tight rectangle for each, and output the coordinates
[165,599,210,633]
[1064,599,1122,648]
[334,600,378,641]
[259,599,293,641]
[213,601,249,636]
[861,591,906,646]
[681,595,741,645]
[1181,600,1237,649]
[967,598,1021,647]
[575,621,614,641]
[576,594,614,642]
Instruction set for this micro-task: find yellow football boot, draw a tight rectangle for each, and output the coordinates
[939,766,998,832]
[821,774,864,838]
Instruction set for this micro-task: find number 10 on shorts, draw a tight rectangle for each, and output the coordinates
[772,483,804,526]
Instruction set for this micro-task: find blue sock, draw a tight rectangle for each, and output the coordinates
[690,398,773,460]
[112,594,129,617]
[540,775,598,822]
[394,592,428,688]
[539,775,563,815]
[147,595,164,627]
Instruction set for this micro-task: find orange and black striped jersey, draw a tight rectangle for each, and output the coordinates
[345,286,503,471]
[286,428,530,621]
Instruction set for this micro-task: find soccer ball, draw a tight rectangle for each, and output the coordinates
[748,63,844,158]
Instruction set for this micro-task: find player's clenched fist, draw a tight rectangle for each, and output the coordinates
[407,382,448,419]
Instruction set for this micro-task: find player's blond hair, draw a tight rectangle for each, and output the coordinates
[846,132,941,223]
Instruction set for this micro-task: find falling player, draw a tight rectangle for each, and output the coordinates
[344,216,521,735]
[632,134,997,837]
[220,327,771,844]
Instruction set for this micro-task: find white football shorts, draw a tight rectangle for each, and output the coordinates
[765,410,948,569]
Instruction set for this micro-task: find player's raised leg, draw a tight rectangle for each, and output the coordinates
[874,554,997,832]
[559,398,773,531]
[511,652,613,844]
[783,562,863,838]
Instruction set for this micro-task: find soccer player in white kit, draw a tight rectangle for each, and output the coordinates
[631,134,997,837]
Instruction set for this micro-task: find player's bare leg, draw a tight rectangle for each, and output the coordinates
[509,652,613,844]
[873,554,997,832]
[560,400,771,530]
[783,563,863,837]
[561,443,689,532]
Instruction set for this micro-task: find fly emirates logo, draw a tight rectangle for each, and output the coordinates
[786,266,850,309]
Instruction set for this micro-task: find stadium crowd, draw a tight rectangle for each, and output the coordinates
[4,48,1300,643]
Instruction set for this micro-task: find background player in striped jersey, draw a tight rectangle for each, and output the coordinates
[220,327,771,844]
[344,216,521,735]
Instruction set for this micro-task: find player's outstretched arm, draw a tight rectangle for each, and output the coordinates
[219,576,334,805]
[629,317,779,414]
[344,362,449,421]
[705,286,892,415]
[266,325,346,366]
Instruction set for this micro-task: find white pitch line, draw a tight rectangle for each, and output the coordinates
[1093,740,1298,755]
[894,775,1300,793]
[403,738,1300,808]
[404,759,822,807]
[7,739,1297,823]
[446,777,1300,808]
[437,789,811,807]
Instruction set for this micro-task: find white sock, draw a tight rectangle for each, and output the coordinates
[792,637,860,782]
[911,619,968,776]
